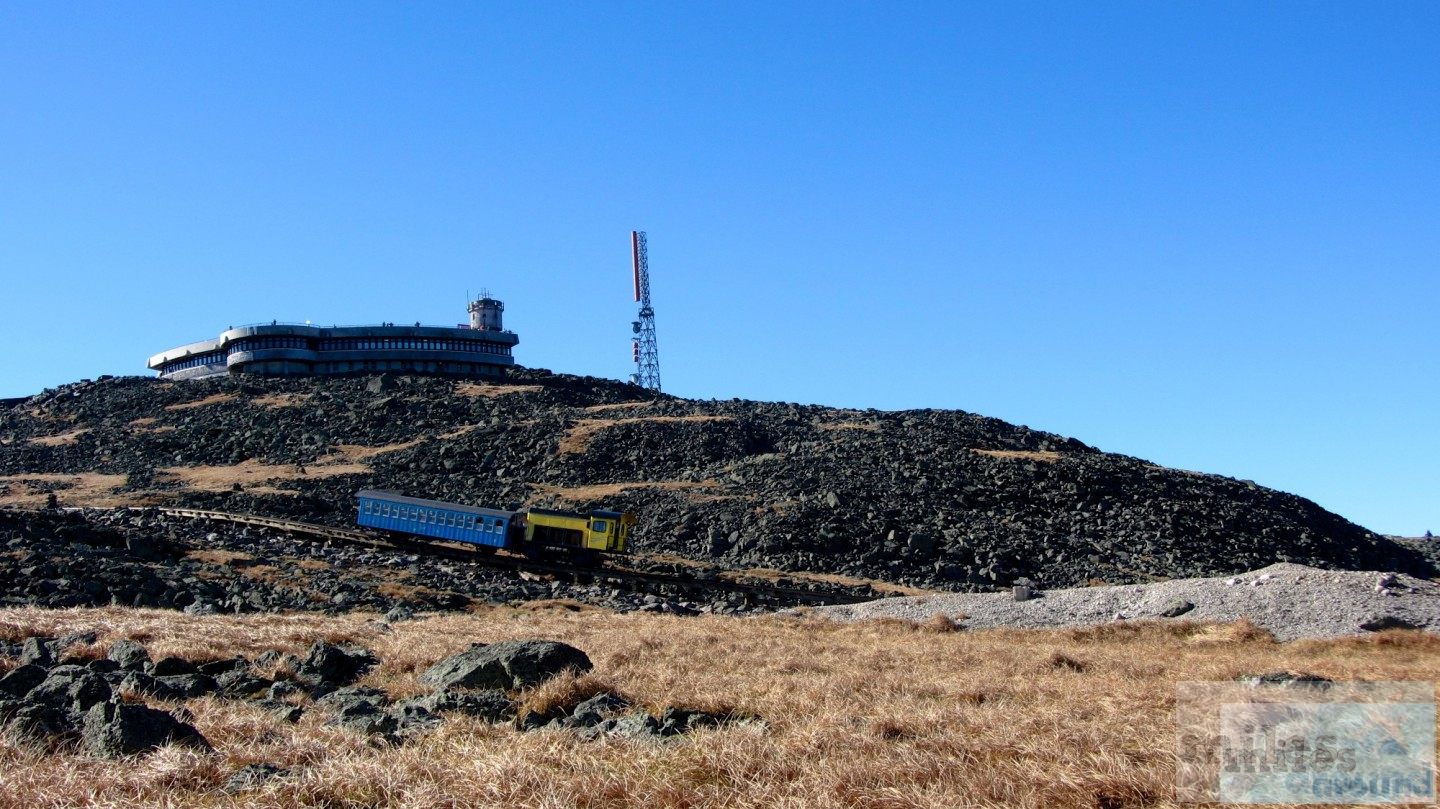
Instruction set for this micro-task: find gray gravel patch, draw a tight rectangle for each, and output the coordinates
[799,563,1439,642]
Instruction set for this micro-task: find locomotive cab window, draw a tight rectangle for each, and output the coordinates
[592,520,608,533]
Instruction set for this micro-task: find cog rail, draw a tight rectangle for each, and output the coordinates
[151,507,875,608]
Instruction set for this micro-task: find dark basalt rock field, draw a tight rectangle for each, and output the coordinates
[0,371,1431,596]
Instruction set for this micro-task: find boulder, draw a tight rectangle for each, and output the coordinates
[418,640,592,691]
[0,698,75,744]
[249,698,304,724]
[107,636,152,667]
[0,664,49,699]
[1159,599,1195,618]
[81,700,211,757]
[1359,616,1422,632]
[154,673,217,698]
[294,642,375,687]
[29,665,112,712]
[19,637,55,668]
[150,657,198,677]
[394,688,516,723]
[197,657,249,677]
[315,687,390,713]
[112,671,185,702]
[324,700,399,742]
[564,692,631,728]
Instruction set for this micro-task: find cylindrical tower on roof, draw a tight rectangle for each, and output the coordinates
[468,293,504,331]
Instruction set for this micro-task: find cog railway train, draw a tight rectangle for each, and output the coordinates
[356,489,635,563]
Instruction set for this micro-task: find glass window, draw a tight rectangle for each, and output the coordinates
[592,520,608,533]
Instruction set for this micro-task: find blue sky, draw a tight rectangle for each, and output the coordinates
[2,2,1435,536]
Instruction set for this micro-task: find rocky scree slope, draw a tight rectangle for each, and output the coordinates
[0,507,754,616]
[0,372,1429,591]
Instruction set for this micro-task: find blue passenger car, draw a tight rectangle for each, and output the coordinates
[356,489,517,550]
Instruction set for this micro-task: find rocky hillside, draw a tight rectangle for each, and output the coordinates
[0,372,1429,591]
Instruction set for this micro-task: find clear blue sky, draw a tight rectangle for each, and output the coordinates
[2,2,1435,536]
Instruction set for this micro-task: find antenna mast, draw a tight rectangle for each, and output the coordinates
[630,230,661,392]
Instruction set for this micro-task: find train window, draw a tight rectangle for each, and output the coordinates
[592,520,608,533]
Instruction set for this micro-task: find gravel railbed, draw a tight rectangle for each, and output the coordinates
[800,563,1440,642]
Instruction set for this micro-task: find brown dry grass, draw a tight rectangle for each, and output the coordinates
[583,402,653,413]
[972,449,1064,463]
[251,394,311,409]
[719,567,939,597]
[185,549,256,567]
[526,480,720,505]
[559,415,736,455]
[817,422,880,432]
[323,439,423,462]
[0,473,133,508]
[164,393,240,411]
[159,459,370,495]
[25,429,90,447]
[1,606,1435,808]
[454,383,545,398]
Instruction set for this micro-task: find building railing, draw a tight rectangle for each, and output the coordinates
[231,320,515,334]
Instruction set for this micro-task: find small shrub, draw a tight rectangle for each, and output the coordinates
[1047,651,1087,672]
[920,613,962,633]
[869,718,914,740]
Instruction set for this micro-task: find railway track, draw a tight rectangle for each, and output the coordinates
[150,507,877,608]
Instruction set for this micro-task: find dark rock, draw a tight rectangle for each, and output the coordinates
[315,686,390,713]
[659,706,725,735]
[113,671,185,702]
[577,712,661,741]
[384,605,416,623]
[250,699,304,724]
[392,704,443,734]
[198,657,249,677]
[268,680,303,700]
[0,664,49,699]
[418,640,592,691]
[294,642,375,687]
[1,699,75,744]
[150,657,198,677]
[215,669,272,699]
[565,692,631,728]
[395,688,515,723]
[154,673,217,698]
[1159,599,1195,618]
[81,699,211,757]
[1359,616,1421,632]
[324,700,399,741]
[19,637,55,668]
[253,650,286,669]
[55,631,99,656]
[29,665,112,711]
[222,763,287,795]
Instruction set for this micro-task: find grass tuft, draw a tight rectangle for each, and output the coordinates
[0,606,1433,808]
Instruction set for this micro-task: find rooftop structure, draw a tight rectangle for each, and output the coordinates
[148,295,519,380]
